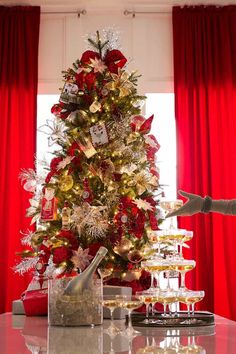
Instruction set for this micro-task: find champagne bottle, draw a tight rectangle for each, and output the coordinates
[63,246,108,295]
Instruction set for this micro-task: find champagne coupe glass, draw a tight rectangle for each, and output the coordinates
[136,291,152,324]
[141,260,156,292]
[141,259,170,292]
[102,295,121,335]
[118,295,143,336]
[179,231,193,258]
[160,199,183,229]
[158,290,178,317]
[171,259,196,290]
[136,291,162,324]
[178,290,205,317]
[165,228,187,255]
[146,229,165,258]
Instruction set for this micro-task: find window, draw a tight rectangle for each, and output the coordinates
[37,95,59,174]
[145,93,176,200]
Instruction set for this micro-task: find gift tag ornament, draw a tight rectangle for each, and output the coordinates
[82,178,93,203]
[89,122,109,147]
[60,82,79,104]
[77,132,97,158]
[41,188,57,221]
[89,100,101,113]
[58,174,74,192]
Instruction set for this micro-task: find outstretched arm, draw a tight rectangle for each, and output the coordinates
[167,190,236,217]
[166,191,204,217]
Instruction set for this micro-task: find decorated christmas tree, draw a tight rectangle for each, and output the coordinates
[16,30,163,292]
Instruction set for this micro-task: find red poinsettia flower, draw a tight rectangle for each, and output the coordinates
[67,142,80,156]
[53,246,72,265]
[57,230,79,250]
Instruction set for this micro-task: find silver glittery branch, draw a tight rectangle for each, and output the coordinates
[20,230,34,246]
[85,27,121,54]
[14,257,39,275]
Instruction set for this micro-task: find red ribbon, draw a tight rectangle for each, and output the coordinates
[131,114,154,134]
[80,49,127,74]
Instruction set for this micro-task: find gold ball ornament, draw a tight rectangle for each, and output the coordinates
[30,234,42,250]
[127,249,143,264]
[113,238,133,256]
[58,175,74,191]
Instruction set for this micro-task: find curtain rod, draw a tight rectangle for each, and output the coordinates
[124,9,171,17]
[41,9,86,17]
[41,9,171,17]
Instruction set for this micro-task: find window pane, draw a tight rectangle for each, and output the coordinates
[145,93,176,199]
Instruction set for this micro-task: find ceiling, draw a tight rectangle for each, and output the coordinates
[0,0,235,12]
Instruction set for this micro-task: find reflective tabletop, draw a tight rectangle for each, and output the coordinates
[0,313,236,353]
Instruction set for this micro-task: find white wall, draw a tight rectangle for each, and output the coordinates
[38,10,173,95]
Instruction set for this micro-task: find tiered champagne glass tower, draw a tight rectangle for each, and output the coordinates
[137,199,205,325]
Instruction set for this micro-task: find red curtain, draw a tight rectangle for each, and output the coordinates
[173,5,236,320]
[0,6,40,313]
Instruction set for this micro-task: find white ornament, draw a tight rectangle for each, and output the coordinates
[57,156,74,170]
[90,122,109,146]
[121,215,128,223]
[134,198,154,211]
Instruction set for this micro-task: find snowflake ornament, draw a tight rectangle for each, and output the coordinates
[90,57,107,73]
[71,247,93,271]
[134,198,154,211]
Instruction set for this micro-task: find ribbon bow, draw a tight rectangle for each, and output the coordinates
[80,49,127,74]
[130,114,154,134]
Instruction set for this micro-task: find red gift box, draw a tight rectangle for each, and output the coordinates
[21,288,48,316]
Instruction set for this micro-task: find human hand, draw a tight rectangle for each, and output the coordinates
[166,190,204,217]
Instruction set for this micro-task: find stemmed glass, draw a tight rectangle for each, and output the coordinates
[136,291,152,324]
[98,268,113,283]
[146,229,165,258]
[160,199,183,228]
[141,259,170,292]
[165,228,187,255]
[170,259,196,290]
[118,295,143,336]
[102,295,121,335]
[178,290,205,316]
[179,230,193,258]
[157,290,178,317]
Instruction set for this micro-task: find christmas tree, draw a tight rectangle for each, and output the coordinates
[16,30,163,291]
